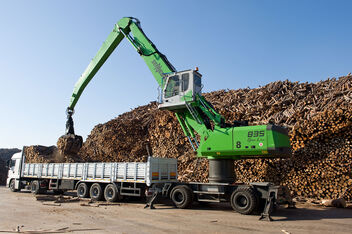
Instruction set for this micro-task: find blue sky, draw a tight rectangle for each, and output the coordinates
[1,0,351,149]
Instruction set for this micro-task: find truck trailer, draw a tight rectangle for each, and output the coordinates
[7,150,278,220]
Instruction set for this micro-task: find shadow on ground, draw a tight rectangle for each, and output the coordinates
[273,206,352,221]
[16,189,352,222]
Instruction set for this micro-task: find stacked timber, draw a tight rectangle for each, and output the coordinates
[24,145,82,163]
[24,145,60,163]
[78,104,156,163]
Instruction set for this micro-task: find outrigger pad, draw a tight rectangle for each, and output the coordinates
[57,134,83,155]
[259,193,275,221]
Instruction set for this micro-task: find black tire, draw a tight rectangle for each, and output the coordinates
[90,183,103,201]
[76,183,89,198]
[170,185,193,209]
[230,187,258,215]
[30,180,45,195]
[104,184,122,202]
[9,179,18,192]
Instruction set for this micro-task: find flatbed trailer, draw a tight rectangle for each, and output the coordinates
[7,150,277,220]
[7,151,177,201]
[150,181,277,220]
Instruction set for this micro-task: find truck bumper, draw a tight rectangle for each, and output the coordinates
[6,177,11,187]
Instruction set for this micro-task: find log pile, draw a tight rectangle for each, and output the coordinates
[24,145,83,163]
[76,74,352,201]
[227,76,352,200]
[24,145,60,163]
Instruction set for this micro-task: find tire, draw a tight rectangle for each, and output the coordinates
[104,184,122,202]
[30,180,45,195]
[230,187,258,215]
[170,185,193,209]
[9,179,18,192]
[90,183,103,201]
[76,183,89,198]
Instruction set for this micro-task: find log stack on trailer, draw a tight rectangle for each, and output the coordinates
[24,145,83,163]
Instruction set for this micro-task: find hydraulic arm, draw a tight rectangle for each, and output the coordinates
[67,17,174,112]
[64,17,291,162]
[66,17,175,134]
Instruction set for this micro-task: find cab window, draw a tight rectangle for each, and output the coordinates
[165,75,180,98]
[10,159,16,169]
[194,74,201,88]
[181,73,189,92]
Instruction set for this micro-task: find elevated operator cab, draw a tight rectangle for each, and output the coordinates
[158,69,202,110]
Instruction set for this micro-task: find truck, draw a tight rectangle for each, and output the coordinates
[7,17,291,220]
[7,150,177,201]
[7,149,279,219]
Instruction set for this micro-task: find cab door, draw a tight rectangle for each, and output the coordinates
[163,74,181,105]
[7,158,21,180]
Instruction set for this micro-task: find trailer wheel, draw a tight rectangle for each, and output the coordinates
[9,179,18,192]
[230,187,258,215]
[104,184,122,202]
[170,185,193,209]
[30,180,44,195]
[77,183,89,198]
[90,183,103,201]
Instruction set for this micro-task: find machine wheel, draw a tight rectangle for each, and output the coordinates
[9,179,18,192]
[104,184,122,202]
[170,185,193,209]
[90,183,103,201]
[230,187,258,215]
[76,183,89,198]
[30,180,45,195]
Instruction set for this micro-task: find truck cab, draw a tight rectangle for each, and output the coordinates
[6,152,23,191]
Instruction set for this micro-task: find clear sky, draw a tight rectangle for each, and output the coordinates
[0,0,351,149]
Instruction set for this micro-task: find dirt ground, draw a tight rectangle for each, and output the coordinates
[0,186,352,233]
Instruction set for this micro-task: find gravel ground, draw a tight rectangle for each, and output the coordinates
[0,186,352,233]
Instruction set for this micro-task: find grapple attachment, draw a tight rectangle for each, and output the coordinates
[57,108,83,155]
[57,134,83,155]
